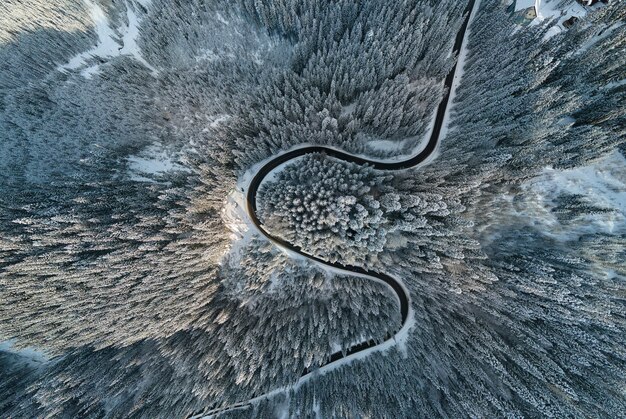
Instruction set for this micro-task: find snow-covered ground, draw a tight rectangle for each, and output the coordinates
[483,150,626,243]
[439,0,482,149]
[208,115,232,129]
[0,340,50,366]
[524,150,626,240]
[533,0,606,40]
[575,21,625,54]
[221,188,251,241]
[126,143,190,182]
[116,1,155,73]
[366,138,411,153]
[58,0,156,78]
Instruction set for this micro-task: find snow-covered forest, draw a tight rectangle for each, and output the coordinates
[1,0,625,417]
[257,154,459,266]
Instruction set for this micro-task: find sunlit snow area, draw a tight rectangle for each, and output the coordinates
[482,150,626,244]
[1,0,625,417]
[535,0,607,39]
[126,143,190,182]
[57,0,156,77]
[527,150,626,237]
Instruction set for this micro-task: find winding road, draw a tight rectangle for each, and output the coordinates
[190,0,478,417]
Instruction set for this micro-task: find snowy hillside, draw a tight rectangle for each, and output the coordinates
[1,0,624,418]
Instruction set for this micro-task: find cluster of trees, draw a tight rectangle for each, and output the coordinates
[231,0,469,165]
[269,232,626,419]
[138,0,291,71]
[246,0,626,417]
[258,153,471,269]
[0,0,95,90]
[258,154,390,264]
[440,0,625,181]
[0,351,41,414]
[217,238,400,389]
[3,236,400,417]
[1,0,625,417]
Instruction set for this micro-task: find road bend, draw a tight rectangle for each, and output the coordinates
[190,0,478,416]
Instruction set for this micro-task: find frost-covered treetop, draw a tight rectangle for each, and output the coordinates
[258,154,456,266]
[1,0,625,417]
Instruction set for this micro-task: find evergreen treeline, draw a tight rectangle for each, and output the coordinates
[0,0,625,417]
[258,153,469,268]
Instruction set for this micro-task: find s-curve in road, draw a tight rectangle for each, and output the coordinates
[190,0,478,417]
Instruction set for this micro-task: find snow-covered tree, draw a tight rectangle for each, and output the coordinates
[1,0,625,417]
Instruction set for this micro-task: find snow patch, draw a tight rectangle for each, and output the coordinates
[312,399,322,419]
[127,144,189,182]
[222,189,250,240]
[515,0,535,12]
[0,340,50,366]
[274,398,290,419]
[196,49,219,62]
[215,12,230,25]
[201,115,232,132]
[340,102,357,117]
[81,64,102,78]
[119,3,157,74]
[366,138,409,153]
[603,79,626,90]
[58,0,156,77]
[532,149,626,215]
[497,150,626,241]
[210,114,231,128]
[534,0,607,41]
[535,0,587,24]
[59,0,120,73]
[575,22,625,55]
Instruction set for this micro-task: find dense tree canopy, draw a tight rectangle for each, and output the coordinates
[0,0,624,417]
